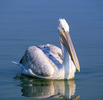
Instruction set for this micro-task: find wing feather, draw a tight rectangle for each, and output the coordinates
[20,46,57,77]
[39,44,63,64]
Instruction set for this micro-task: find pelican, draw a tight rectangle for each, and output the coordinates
[15,18,80,79]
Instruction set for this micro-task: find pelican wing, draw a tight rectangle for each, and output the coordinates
[20,44,62,78]
[39,44,62,63]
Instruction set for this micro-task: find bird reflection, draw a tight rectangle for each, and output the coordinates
[14,75,80,100]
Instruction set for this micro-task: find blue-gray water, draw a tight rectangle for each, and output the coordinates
[0,0,103,100]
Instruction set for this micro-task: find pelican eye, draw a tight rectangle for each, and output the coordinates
[62,27,65,32]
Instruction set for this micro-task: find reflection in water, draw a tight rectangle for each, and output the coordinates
[14,75,80,100]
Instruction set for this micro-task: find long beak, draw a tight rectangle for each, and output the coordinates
[60,31,80,72]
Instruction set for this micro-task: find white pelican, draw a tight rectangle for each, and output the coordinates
[16,18,80,79]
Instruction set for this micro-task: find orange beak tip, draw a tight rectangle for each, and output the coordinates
[78,68,80,72]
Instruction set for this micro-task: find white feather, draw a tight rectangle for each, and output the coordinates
[58,18,69,33]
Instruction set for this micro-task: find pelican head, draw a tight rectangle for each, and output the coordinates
[58,18,80,72]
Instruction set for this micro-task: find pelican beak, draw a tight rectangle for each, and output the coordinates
[60,31,80,72]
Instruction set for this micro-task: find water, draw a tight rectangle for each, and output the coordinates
[0,0,103,100]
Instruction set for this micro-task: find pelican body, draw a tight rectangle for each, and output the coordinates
[17,19,80,80]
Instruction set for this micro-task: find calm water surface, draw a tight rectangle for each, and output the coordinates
[0,0,103,100]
